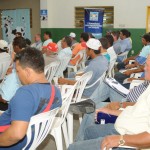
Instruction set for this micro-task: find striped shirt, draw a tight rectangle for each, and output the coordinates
[126,81,150,102]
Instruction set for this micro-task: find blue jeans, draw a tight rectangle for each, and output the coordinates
[90,81,125,105]
[68,124,131,150]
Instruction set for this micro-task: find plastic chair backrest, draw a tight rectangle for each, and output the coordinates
[73,71,93,103]
[106,58,117,77]
[44,61,60,82]
[57,82,78,124]
[85,71,106,89]
[55,57,71,77]
[0,57,11,80]
[118,51,129,61]
[22,108,59,150]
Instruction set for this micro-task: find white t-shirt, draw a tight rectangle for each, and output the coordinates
[58,47,72,60]
[0,52,11,62]
[115,84,150,135]
[43,39,53,46]
[107,46,117,62]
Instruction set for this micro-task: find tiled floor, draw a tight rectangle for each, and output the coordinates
[37,115,80,150]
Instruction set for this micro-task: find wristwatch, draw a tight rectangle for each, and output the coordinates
[118,135,125,146]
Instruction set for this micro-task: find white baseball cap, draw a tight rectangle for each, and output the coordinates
[86,38,101,50]
[0,40,8,51]
[69,32,76,38]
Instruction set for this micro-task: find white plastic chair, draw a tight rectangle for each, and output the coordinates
[66,72,93,143]
[44,61,60,82]
[55,57,71,78]
[49,82,78,150]
[84,71,106,90]
[106,58,117,78]
[0,56,11,80]
[67,50,84,75]
[78,50,87,70]
[22,108,59,150]
[118,51,129,61]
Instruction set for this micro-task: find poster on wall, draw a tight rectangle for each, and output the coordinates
[1,9,31,43]
[84,8,104,39]
[40,9,48,21]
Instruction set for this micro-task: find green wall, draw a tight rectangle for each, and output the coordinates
[41,28,146,56]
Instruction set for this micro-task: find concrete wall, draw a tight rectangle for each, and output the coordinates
[41,0,150,28]
[0,0,40,42]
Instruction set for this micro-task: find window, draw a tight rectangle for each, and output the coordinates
[75,6,114,28]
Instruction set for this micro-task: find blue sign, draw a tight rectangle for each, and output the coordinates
[40,10,47,16]
[84,8,104,39]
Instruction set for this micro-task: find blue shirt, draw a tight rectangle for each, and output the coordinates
[120,38,132,53]
[0,83,62,149]
[83,55,109,97]
[135,45,150,65]
[58,47,72,59]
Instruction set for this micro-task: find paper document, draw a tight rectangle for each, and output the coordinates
[104,78,129,97]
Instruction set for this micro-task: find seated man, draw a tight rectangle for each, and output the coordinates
[117,29,132,62]
[117,33,150,70]
[31,34,42,50]
[69,32,89,66]
[58,38,109,98]
[0,47,62,149]
[68,55,150,150]
[0,37,26,110]
[0,40,10,62]
[58,36,72,60]
[43,42,60,66]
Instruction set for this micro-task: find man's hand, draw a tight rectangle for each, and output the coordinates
[125,64,136,69]
[101,135,120,150]
[105,102,120,110]
[123,70,133,76]
[58,78,68,85]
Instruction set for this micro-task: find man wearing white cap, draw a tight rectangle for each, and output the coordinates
[0,40,11,61]
[69,32,78,47]
[58,38,109,97]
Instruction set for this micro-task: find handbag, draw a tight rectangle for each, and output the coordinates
[69,99,95,114]
[95,112,117,124]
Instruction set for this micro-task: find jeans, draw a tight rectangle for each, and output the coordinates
[68,124,130,150]
[90,81,125,105]
[114,72,130,89]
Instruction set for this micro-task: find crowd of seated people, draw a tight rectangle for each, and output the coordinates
[1,28,150,150]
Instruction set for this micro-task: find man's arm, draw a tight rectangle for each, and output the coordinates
[96,107,122,116]
[101,132,150,150]
[58,78,76,85]
[0,121,28,146]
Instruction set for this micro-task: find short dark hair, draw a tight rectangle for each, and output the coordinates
[14,47,44,73]
[44,31,52,38]
[80,32,89,42]
[13,37,27,49]
[111,31,120,39]
[25,38,31,46]
[63,36,72,47]
[16,32,22,37]
[142,34,150,42]
[120,29,129,37]
[99,37,109,49]
[105,35,114,47]
[87,47,100,54]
